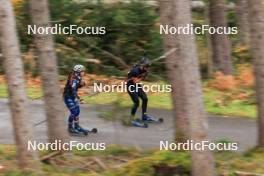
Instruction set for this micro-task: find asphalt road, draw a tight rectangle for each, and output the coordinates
[0,99,257,152]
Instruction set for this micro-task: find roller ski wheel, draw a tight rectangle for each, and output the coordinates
[158,118,164,123]
[89,128,98,133]
[84,128,97,134]
[77,125,98,135]
[68,128,87,136]
[131,119,148,128]
[75,125,90,136]
[142,115,164,123]
[76,129,88,136]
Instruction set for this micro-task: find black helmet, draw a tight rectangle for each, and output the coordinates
[139,56,151,67]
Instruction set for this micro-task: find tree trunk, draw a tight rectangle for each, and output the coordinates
[208,0,233,75]
[0,0,40,171]
[247,0,264,146]
[160,0,215,175]
[205,6,214,78]
[234,0,250,45]
[28,0,69,144]
[159,0,189,142]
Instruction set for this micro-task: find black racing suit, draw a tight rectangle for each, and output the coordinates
[126,66,148,117]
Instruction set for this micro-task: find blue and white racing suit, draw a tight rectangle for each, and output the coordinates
[63,73,82,124]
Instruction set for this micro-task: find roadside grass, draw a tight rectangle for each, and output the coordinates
[0,82,257,118]
[0,84,43,100]
[204,89,257,118]
[0,85,7,98]
[0,145,263,176]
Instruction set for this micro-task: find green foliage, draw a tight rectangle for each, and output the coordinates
[73,145,139,157]
[13,0,163,76]
[233,45,252,64]
[11,0,250,77]
[102,151,191,176]
[3,170,35,176]
[76,1,162,74]
[1,144,264,176]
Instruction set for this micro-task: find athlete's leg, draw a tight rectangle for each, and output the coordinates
[70,102,81,129]
[128,90,140,116]
[138,87,148,117]
[64,97,80,133]
[125,85,148,127]
[127,83,140,117]
[71,106,80,122]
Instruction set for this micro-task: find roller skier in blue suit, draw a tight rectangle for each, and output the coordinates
[63,64,97,135]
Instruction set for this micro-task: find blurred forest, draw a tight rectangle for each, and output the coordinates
[6,0,248,77]
[1,0,264,176]
[9,0,163,76]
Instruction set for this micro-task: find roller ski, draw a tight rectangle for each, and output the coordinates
[76,124,98,135]
[69,123,97,136]
[142,114,163,123]
[131,119,148,128]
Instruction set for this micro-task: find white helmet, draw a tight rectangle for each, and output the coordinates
[73,64,85,72]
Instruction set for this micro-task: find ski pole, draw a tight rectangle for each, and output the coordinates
[34,119,47,127]
[33,91,102,127]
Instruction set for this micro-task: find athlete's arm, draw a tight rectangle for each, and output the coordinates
[78,79,86,88]
[131,71,148,83]
[79,79,86,104]
[132,77,142,83]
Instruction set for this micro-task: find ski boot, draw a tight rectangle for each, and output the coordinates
[68,123,82,136]
[142,114,163,123]
[131,118,148,128]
